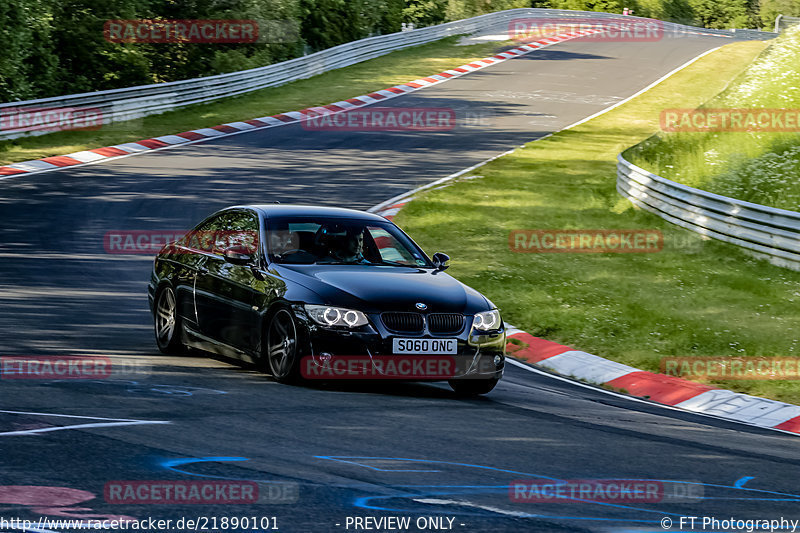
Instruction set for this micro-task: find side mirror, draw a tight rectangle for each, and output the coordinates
[223,245,254,265]
[432,252,450,271]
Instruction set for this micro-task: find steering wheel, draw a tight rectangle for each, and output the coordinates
[276,249,304,256]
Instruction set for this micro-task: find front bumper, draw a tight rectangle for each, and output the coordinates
[296,310,505,381]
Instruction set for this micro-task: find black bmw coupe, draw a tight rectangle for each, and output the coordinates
[148,205,505,395]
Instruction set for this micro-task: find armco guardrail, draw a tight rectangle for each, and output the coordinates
[617,153,800,270]
[0,9,776,141]
[775,14,800,33]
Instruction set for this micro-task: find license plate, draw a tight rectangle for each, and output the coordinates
[392,338,458,355]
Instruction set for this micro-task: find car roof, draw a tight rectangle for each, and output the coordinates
[243,204,390,222]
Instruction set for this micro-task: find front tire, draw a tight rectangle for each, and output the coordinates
[154,286,184,355]
[448,378,498,396]
[265,308,300,383]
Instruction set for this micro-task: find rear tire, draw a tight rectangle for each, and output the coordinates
[154,286,184,355]
[265,308,300,383]
[448,378,498,396]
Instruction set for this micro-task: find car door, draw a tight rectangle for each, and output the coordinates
[193,210,263,355]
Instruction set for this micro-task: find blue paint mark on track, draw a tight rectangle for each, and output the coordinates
[159,456,286,484]
[316,456,800,526]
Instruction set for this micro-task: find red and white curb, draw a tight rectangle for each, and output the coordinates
[0,29,604,180]
[371,204,800,438]
[502,329,800,435]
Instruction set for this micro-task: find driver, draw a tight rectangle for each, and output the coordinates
[334,229,365,263]
[319,226,367,264]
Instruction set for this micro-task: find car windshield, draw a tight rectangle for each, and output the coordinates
[266,217,431,267]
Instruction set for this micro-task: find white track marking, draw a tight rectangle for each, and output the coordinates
[557,46,721,131]
[0,409,158,421]
[369,46,723,215]
[0,420,170,437]
[0,409,169,436]
[368,148,516,213]
[414,498,530,517]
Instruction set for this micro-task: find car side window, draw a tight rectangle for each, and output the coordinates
[212,211,260,256]
[184,217,219,252]
[186,211,259,256]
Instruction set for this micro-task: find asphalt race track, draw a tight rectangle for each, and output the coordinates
[2,34,799,533]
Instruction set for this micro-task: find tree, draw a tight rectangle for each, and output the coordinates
[688,0,756,28]
[0,0,59,101]
[760,0,800,29]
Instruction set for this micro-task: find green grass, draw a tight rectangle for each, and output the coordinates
[625,26,800,211]
[0,36,509,166]
[394,40,800,405]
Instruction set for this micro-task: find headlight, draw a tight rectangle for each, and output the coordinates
[472,309,501,331]
[305,305,368,327]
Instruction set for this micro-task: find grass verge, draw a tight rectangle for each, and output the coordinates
[0,36,509,166]
[394,39,800,404]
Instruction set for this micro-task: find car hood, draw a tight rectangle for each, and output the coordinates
[274,264,489,314]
